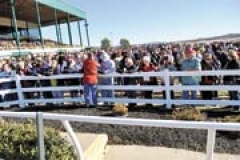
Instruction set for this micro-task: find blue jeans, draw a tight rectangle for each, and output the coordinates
[182,83,198,100]
[183,90,197,100]
[100,78,114,104]
[84,84,97,106]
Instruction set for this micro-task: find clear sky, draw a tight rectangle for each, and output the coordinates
[42,0,239,46]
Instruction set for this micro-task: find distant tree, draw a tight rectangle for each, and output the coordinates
[120,38,131,49]
[101,38,111,50]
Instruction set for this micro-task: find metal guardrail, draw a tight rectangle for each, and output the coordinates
[11,69,240,109]
[0,69,240,108]
[0,69,239,160]
[0,111,239,160]
[0,47,83,57]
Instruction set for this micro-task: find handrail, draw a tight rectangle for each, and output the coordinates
[0,69,239,109]
[17,69,240,80]
[0,111,239,160]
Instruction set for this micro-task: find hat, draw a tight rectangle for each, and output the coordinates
[100,52,110,61]
[186,48,195,54]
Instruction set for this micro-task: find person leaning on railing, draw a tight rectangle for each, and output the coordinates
[223,50,240,109]
[158,54,177,108]
[33,58,53,104]
[63,54,80,101]
[138,56,158,107]
[200,53,218,100]
[16,60,35,107]
[181,48,201,104]
[98,51,116,106]
[49,59,63,106]
[82,52,100,108]
[117,56,138,108]
[0,64,15,107]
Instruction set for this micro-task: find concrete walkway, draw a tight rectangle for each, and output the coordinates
[104,145,240,160]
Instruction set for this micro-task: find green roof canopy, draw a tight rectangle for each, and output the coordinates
[0,0,87,27]
[36,0,86,20]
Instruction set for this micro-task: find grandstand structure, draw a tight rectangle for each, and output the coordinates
[0,0,89,56]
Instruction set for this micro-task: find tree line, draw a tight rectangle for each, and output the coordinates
[101,38,131,49]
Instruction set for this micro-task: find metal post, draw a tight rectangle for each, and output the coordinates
[11,19,14,39]
[10,0,21,51]
[62,120,84,160]
[15,75,25,108]
[26,22,30,40]
[58,22,63,45]
[20,29,23,37]
[35,0,44,49]
[67,15,73,46]
[36,112,45,160]
[164,69,172,109]
[84,20,90,47]
[54,9,60,47]
[77,21,83,47]
[206,129,216,160]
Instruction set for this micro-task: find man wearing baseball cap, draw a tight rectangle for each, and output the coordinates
[181,48,201,105]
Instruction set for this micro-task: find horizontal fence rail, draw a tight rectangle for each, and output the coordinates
[0,111,239,160]
[0,47,83,57]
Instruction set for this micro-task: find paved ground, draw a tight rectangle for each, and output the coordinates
[104,145,240,160]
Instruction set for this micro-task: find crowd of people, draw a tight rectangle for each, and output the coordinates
[0,42,240,109]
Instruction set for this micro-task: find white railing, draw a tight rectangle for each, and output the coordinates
[0,69,240,108]
[0,47,83,57]
[0,111,239,160]
[0,70,239,160]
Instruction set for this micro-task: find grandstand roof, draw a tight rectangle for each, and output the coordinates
[0,0,86,27]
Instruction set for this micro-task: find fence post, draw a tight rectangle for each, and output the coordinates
[164,69,172,109]
[62,120,84,160]
[206,128,216,160]
[36,112,45,160]
[15,75,25,108]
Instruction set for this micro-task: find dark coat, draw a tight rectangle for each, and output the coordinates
[223,60,240,83]
[201,61,217,85]
[118,64,137,85]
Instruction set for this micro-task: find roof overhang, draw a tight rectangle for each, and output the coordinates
[36,0,86,20]
[0,0,86,28]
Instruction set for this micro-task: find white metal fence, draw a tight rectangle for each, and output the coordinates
[0,111,239,160]
[0,47,83,57]
[0,70,239,160]
[0,69,240,109]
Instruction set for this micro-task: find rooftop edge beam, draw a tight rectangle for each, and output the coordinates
[35,0,86,20]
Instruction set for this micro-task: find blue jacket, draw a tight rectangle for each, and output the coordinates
[181,58,201,85]
[99,53,116,85]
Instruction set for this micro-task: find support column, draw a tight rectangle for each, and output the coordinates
[58,22,63,45]
[35,0,44,49]
[67,15,73,46]
[26,22,30,40]
[77,21,83,47]
[19,29,23,37]
[84,19,90,47]
[11,20,14,39]
[54,9,60,47]
[10,0,21,52]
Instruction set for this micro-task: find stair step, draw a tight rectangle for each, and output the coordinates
[104,145,240,160]
[61,132,108,160]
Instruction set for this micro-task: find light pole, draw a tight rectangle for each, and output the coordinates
[109,32,114,47]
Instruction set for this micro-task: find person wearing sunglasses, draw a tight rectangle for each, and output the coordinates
[223,51,240,110]
[200,54,217,100]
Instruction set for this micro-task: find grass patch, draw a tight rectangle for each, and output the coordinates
[172,108,206,121]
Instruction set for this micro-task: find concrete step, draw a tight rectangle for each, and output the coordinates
[61,132,108,160]
[104,145,240,160]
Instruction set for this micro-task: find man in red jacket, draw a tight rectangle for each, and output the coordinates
[83,52,100,108]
